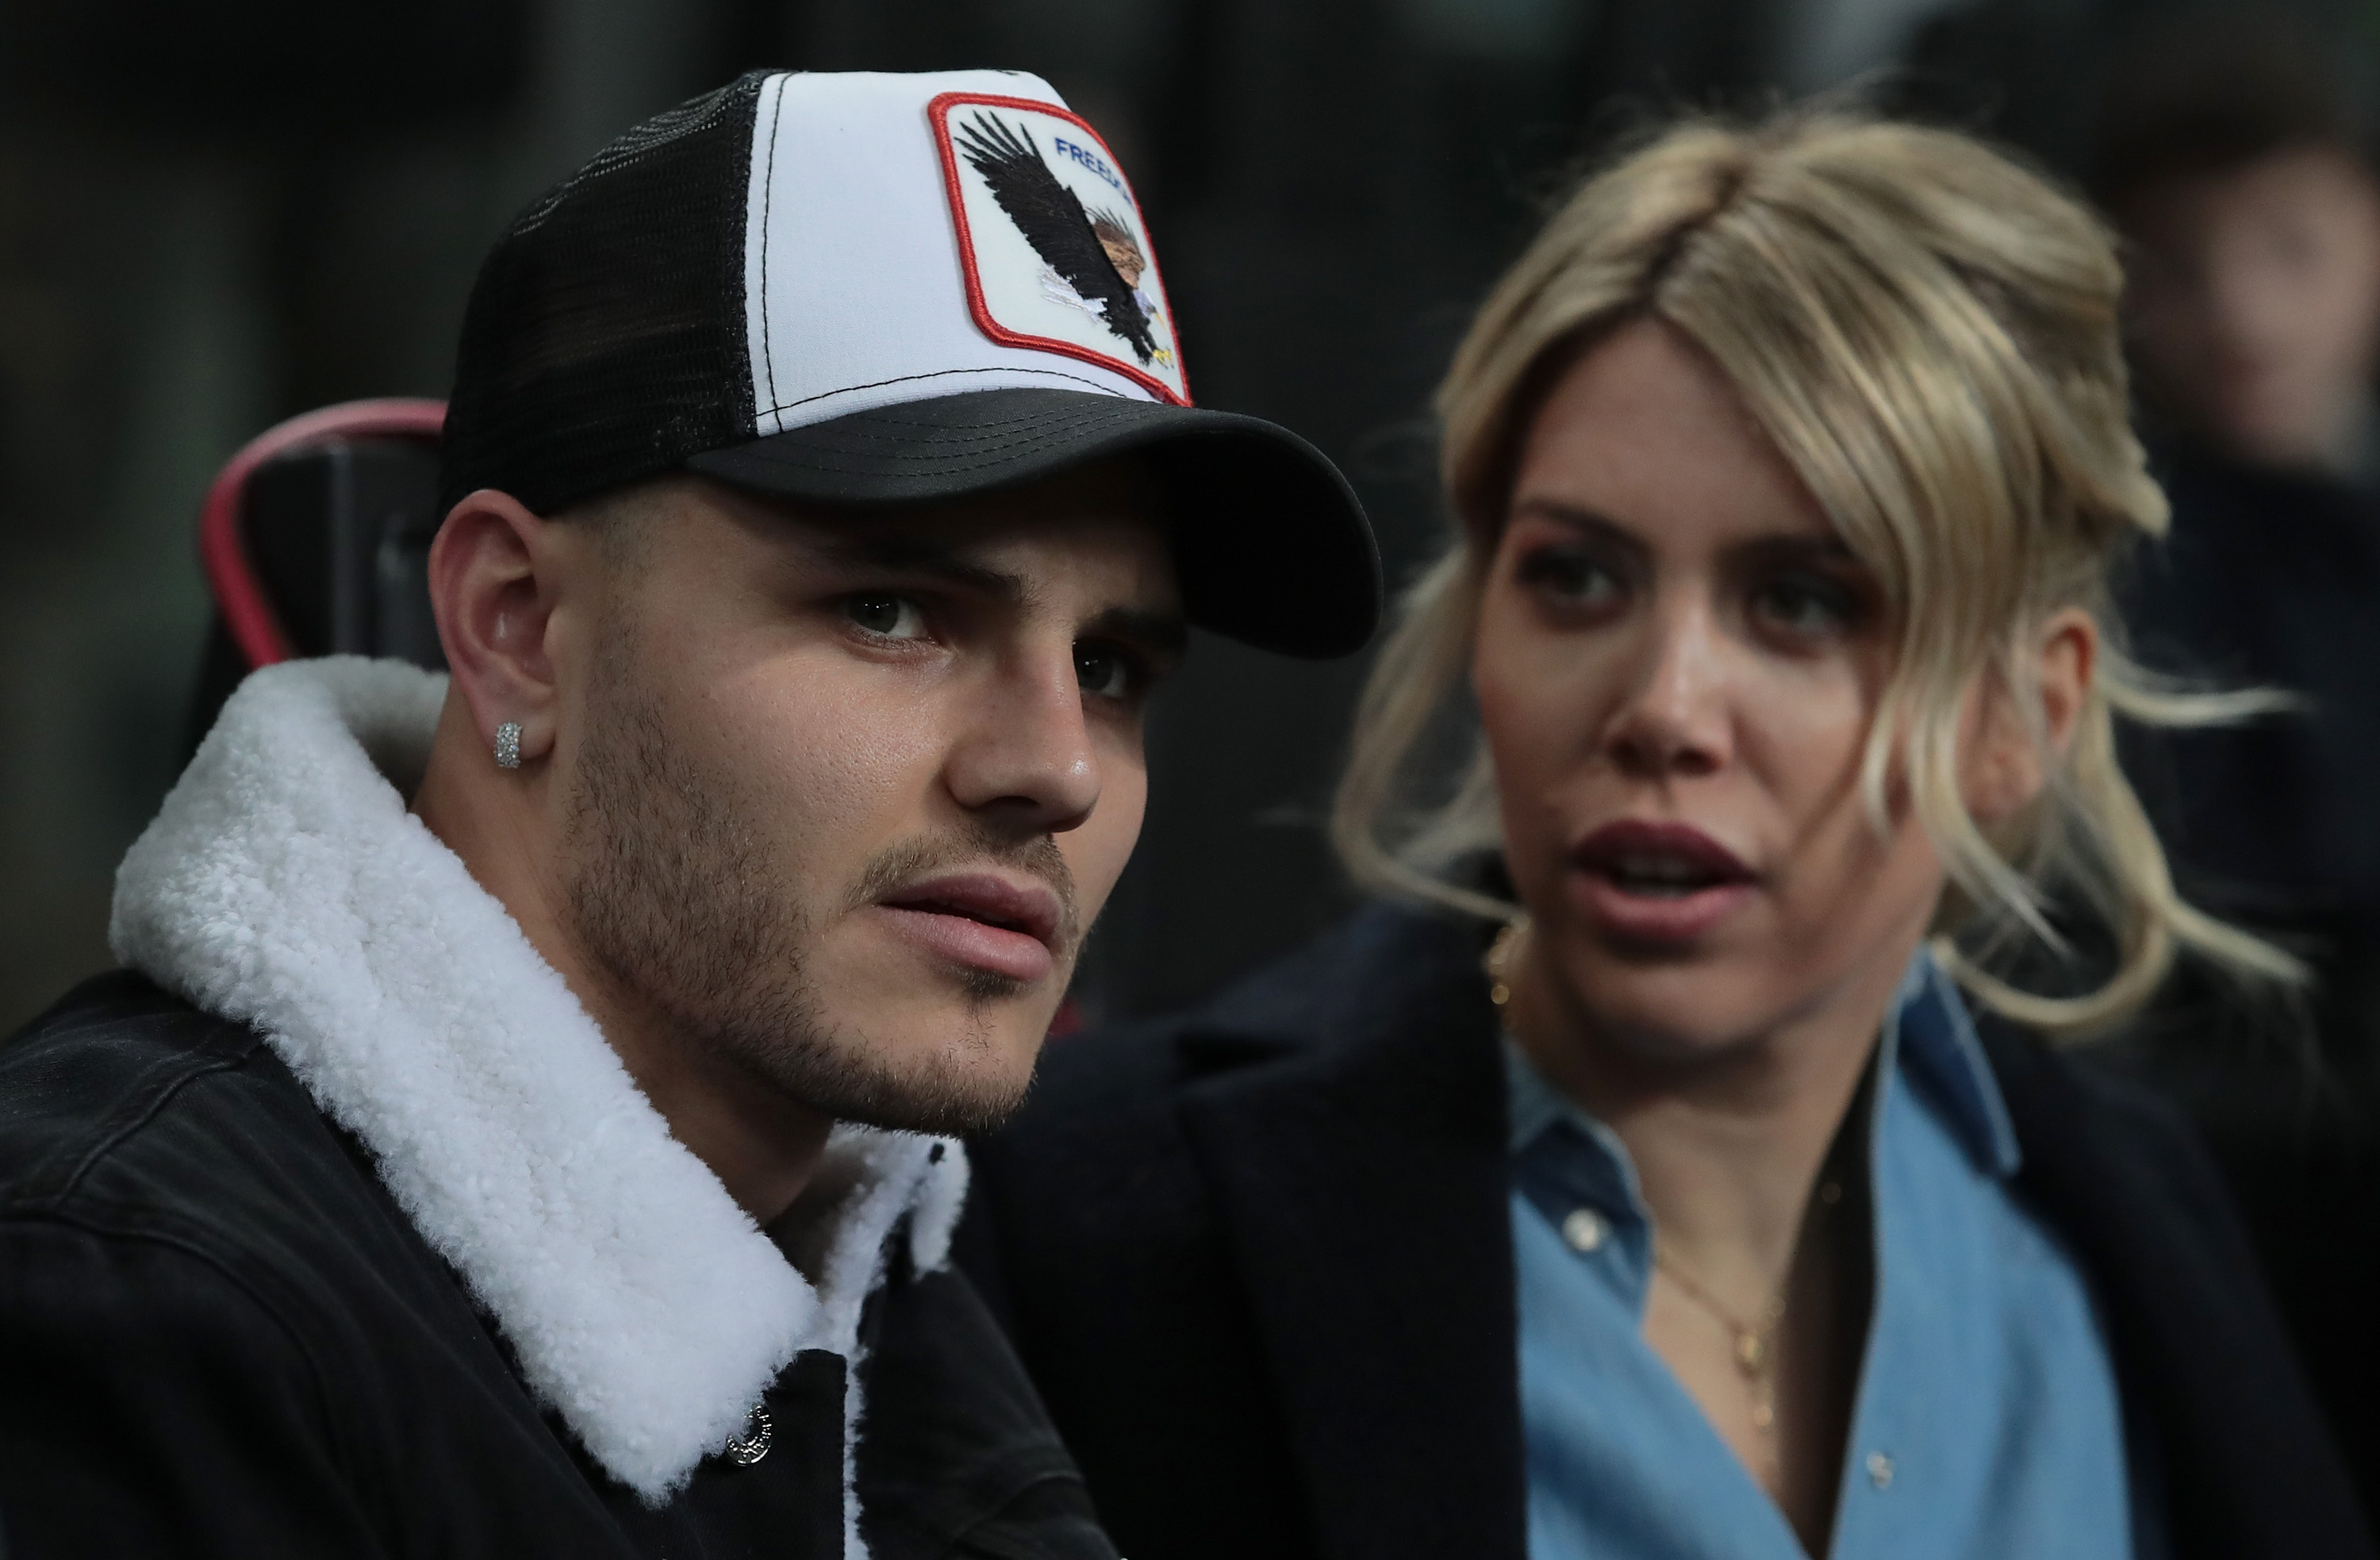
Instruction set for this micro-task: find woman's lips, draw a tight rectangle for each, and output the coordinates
[875,872,1062,986]
[1567,819,1758,945]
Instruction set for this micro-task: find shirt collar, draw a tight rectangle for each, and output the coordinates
[1887,946,2022,1178]
[1503,945,2020,1180]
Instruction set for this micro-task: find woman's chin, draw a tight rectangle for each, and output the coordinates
[1537,944,1788,1067]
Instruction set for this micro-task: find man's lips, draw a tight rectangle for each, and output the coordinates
[1568,820,1758,943]
[876,872,1065,985]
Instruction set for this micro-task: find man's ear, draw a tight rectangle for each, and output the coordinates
[1961,608,2099,824]
[427,489,566,767]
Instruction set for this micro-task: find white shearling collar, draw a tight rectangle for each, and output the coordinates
[109,657,969,1512]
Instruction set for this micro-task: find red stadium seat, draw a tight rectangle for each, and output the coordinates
[185,399,447,751]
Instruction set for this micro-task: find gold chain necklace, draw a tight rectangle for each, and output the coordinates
[1483,916,1841,1446]
[1652,1241,1788,1431]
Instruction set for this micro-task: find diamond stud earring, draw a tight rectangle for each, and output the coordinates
[493,721,523,770]
[724,1404,774,1467]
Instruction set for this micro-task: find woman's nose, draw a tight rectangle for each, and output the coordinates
[1602,601,1732,780]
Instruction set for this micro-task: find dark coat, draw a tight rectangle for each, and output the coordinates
[0,970,1113,1560]
[2112,441,2380,1515]
[2121,445,2380,917]
[959,903,2375,1560]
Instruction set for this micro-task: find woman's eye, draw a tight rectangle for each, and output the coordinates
[1516,547,1622,607]
[846,594,927,640]
[1751,574,1858,637]
[1074,642,1135,700]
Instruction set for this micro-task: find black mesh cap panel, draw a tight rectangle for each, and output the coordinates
[438,71,766,517]
[431,67,1382,655]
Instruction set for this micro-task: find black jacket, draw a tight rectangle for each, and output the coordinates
[2109,442,2380,1516]
[0,657,1120,1560]
[0,970,1111,1560]
[960,903,2375,1560]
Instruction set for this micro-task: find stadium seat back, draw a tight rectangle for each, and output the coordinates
[185,398,447,755]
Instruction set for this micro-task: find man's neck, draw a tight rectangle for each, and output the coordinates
[409,698,834,1226]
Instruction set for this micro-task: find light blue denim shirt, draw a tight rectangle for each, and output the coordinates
[1508,950,2131,1559]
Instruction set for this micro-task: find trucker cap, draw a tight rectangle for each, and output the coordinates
[440,69,1381,658]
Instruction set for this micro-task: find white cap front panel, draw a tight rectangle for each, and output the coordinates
[742,71,1180,436]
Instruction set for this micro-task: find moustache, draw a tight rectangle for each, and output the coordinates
[845,828,1083,955]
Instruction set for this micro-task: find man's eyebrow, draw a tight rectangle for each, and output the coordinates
[1081,604,1189,660]
[813,532,1028,602]
[814,531,1187,654]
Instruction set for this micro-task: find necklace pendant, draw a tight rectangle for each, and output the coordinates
[1734,1331,1768,1375]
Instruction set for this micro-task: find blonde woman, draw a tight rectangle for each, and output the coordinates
[958,112,2373,1560]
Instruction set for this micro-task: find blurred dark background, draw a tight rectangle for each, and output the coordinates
[10,0,2370,1034]
[6,0,2380,1510]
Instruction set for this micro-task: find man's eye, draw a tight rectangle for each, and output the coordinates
[846,594,927,640]
[1516,546,1622,607]
[1075,643,1134,700]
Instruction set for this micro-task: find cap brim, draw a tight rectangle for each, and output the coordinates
[685,388,1380,659]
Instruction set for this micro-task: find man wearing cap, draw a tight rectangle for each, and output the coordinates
[0,69,1376,1558]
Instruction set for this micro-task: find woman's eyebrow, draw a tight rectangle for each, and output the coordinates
[1729,534,1860,567]
[1507,498,1645,553]
[1509,500,1857,570]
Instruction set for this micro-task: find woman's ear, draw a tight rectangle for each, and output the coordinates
[1960,609,2098,824]
[2033,608,2098,760]
[426,489,565,768]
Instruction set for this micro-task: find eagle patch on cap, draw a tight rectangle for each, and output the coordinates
[929,92,1189,405]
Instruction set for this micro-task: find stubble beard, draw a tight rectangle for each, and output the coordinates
[560,633,1064,1136]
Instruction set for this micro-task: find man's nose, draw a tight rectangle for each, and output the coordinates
[944,649,1103,832]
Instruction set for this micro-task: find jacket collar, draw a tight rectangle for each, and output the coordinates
[109,657,969,1511]
[1979,1020,2375,1560]
[1173,905,1529,1560]
[1889,947,2022,1178]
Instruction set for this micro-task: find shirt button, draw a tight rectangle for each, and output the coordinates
[1866,1451,1894,1489]
[1560,1208,1607,1252]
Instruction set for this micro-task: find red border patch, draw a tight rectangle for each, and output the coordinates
[927,90,1191,406]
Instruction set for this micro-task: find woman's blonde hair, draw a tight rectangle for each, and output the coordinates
[1331,108,2300,1036]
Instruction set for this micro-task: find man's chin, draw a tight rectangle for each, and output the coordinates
[792,1062,1036,1137]
[746,1012,1049,1137]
